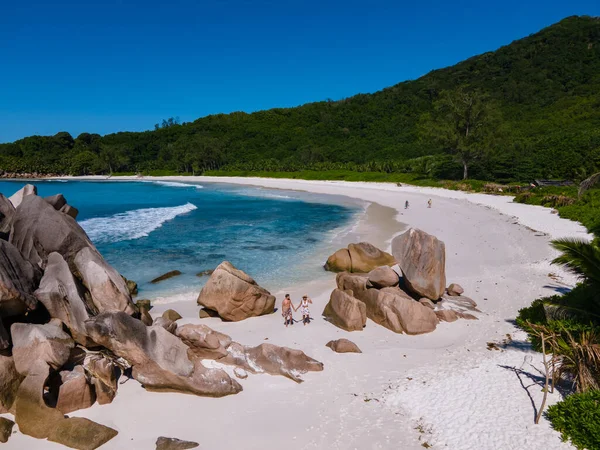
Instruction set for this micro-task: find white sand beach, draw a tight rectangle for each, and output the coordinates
[6,176,592,450]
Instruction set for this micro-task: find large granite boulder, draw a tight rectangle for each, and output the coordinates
[392,228,446,300]
[325,243,395,273]
[55,365,96,414]
[8,184,37,209]
[47,417,118,450]
[197,261,275,321]
[0,239,42,317]
[367,265,400,288]
[322,288,366,332]
[0,355,24,413]
[362,288,438,335]
[44,194,67,211]
[85,312,241,397]
[74,247,136,315]
[35,252,95,345]
[326,338,362,353]
[0,194,15,239]
[222,342,324,383]
[175,323,232,360]
[11,321,75,376]
[14,363,65,439]
[335,272,369,299]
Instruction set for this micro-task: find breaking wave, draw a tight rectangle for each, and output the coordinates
[152,181,203,189]
[80,203,198,244]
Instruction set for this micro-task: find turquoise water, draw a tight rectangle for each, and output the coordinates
[0,180,360,299]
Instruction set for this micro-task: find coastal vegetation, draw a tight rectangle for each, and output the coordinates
[1,16,599,184]
[516,222,600,448]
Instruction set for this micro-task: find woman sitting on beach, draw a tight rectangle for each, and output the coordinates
[282,294,294,327]
[296,295,313,325]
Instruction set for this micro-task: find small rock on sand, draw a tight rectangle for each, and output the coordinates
[0,417,14,443]
[151,270,182,284]
[162,309,182,321]
[156,436,199,450]
[326,339,362,353]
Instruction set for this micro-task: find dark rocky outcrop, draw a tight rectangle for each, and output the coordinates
[0,355,23,413]
[0,417,14,443]
[197,261,275,321]
[392,228,446,300]
[151,270,182,284]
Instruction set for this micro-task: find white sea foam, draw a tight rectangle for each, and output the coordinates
[80,203,197,244]
[152,181,203,189]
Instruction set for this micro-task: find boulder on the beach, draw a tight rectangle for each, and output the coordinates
[0,355,24,413]
[151,270,182,284]
[0,194,15,239]
[34,252,95,346]
[221,342,323,383]
[324,248,352,272]
[197,261,275,321]
[153,317,178,334]
[367,265,400,289]
[140,307,154,326]
[325,243,395,273]
[335,272,369,299]
[362,288,438,335]
[0,417,14,443]
[15,363,65,439]
[447,283,464,296]
[8,184,37,209]
[175,323,231,360]
[123,277,138,296]
[44,194,67,211]
[0,239,42,318]
[136,299,152,310]
[391,228,446,300]
[11,321,75,376]
[83,354,119,405]
[74,246,136,315]
[86,312,241,397]
[322,288,366,332]
[419,298,435,310]
[435,309,459,323]
[47,417,118,450]
[55,365,96,414]
[199,308,219,318]
[156,436,199,450]
[162,309,182,321]
[326,339,362,353]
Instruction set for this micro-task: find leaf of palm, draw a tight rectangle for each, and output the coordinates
[551,238,600,287]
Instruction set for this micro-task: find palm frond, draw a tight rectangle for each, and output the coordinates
[578,172,600,198]
[551,238,600,286]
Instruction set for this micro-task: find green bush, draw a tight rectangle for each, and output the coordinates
[546,390,600,450]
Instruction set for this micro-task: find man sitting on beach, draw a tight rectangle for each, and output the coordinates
[282,294,294,327]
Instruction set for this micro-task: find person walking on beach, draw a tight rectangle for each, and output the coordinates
[427,199,432,208]
[404,200,409,209]
[296,295,312,325]
[282,294,294,327]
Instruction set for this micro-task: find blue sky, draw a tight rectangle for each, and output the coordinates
[1,0,599,143]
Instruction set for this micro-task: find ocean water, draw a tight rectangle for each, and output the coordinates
[0,179,362,300]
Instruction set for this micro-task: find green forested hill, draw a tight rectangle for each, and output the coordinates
[2,15,600,182]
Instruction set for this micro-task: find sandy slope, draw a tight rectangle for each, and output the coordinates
[5,176,590,450]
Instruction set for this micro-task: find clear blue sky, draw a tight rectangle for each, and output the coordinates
[1,0,599,143]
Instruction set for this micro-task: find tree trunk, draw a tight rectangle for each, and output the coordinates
[462,160,468,180]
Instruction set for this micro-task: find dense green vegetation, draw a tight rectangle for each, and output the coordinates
[546,390,600,449]
[1,16,600,182]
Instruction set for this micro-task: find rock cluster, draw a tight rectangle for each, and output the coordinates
[0,185,324,448]
[323,228,479,335]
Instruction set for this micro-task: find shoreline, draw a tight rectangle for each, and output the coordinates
[4,174,588,449]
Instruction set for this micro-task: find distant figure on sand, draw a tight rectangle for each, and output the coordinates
[405,200,409,209]
[296,295,312,325]
[428,199,432,208]
[282,294,294,327]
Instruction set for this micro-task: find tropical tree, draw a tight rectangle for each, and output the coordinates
[418,87,500,180]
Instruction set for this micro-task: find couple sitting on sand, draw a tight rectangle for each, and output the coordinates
[282,294,312,327]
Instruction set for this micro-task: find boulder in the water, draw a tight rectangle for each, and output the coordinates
[151,270,182,284]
